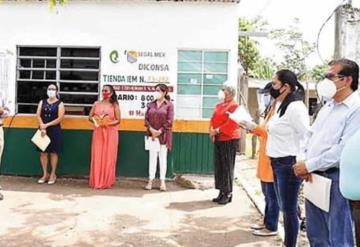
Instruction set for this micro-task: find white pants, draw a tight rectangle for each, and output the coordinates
[148,145,168,180]
[0,127,3,167]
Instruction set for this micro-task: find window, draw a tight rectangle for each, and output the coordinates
[176,50,229,119]
[16,46,100,115]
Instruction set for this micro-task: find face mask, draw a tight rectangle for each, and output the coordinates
[269,86,283,99]
[47,90,56,98]
[154,91,163,100]
[317,78,337,99]
[218,90,225,100]
[102,92,111,99]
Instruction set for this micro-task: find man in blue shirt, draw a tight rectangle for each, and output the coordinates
[293,59,360,246]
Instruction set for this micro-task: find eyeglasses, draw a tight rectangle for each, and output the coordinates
[102,89,110,92]
[324,73,346,81]
[48,88,57,91]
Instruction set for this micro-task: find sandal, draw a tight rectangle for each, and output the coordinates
[144,180,152,190]
[160,182,166,191]
[47,176,57,185]
[37,175,49,184]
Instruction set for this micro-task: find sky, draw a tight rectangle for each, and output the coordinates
[237,0,347,67]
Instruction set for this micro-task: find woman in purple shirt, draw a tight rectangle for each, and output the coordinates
[144,84,174,191]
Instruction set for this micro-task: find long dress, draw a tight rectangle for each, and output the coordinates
[89,101,119,189]
[40,99,63,154]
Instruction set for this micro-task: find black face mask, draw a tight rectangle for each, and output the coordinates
[270,86,283,99]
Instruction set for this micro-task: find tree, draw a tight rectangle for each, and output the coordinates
[238,18,275,79]
[271,18,315,80]
[310,62,329,82]
[49,0,67,9]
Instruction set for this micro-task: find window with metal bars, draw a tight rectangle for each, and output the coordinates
[176,50,229,119]
[16,46,100,115]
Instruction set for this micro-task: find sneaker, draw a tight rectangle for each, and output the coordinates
[250,223,265,230]
[252,228,278,237]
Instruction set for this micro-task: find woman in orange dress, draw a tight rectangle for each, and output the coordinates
[88,85,121,189]
[244,82,279,237]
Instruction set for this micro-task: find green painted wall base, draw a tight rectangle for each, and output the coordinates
[1,128,214,178]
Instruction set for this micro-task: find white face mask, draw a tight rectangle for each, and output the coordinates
[317,78,337,99]
[154,91,162,100]
[47,90,57,98]
[218,90,225,101]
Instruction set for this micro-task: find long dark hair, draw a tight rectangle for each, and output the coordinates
[155,83,170,100]
[276,69,305,117]
[103,84,118,105]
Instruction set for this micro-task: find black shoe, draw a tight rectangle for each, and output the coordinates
[212,191,224,202]
[218,193,232,205]
[0,192,3,201]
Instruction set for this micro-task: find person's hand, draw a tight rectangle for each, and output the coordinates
[40,123,47,130]
[40,129,46,137]
[293,161,309,176]
[209,127,218,138]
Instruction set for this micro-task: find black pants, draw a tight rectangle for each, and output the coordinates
[352,201,360,247]
[214,139,239,194]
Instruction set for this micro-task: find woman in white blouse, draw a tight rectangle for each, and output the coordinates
[266,69,309,247]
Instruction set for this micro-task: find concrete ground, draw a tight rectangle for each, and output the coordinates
[0,174,279,247]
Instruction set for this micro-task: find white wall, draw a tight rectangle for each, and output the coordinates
[0,0,239,118]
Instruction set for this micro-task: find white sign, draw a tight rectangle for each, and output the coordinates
[103,49,175,118]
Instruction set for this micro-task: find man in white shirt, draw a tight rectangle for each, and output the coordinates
[294,59,360,246]
[0,92,9,201]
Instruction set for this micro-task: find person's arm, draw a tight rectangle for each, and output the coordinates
[36,100,44,127]
[216,103,239,136]
[43,102,65,128]
[287,102,310,160]
[107,103,121,126]
[0,98,10,117]
[250,126,266,137]
[305,108,360,172]
[159,103,174,133]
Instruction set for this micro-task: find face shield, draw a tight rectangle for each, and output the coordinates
[257,87,272,117]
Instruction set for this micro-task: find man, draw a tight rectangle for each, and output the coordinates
[0,91,9,201]
[293,58,360,246]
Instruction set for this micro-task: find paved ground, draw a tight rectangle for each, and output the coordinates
[0,174,280,247]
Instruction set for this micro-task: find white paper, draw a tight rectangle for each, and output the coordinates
[228,105,253,124]
[304,174,332,212]
[31,129,51,152]
[144,136,160,152]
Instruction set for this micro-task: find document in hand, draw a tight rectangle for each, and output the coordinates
[228,105,253,124]
[144,136,160,152]
[304,174,332,212]
[31,129,51,152]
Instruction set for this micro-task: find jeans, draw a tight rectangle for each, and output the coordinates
[261,181,280,232]
[271,156,302,247]
[306,170,354,247]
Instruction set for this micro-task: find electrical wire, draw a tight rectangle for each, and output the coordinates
[316,0,348,63]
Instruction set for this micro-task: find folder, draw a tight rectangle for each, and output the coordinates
[31,129,51,152]
[144,136,160,152]
[304,173,332,212]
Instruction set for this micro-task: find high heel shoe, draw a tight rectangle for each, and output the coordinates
[217,193,232,205]
[212,191,224,202]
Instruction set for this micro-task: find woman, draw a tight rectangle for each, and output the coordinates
[144,83,174,191]
[209,83,241,205]
[89,85,121,189]
[266,70,309,247]
[244,82,280,237]
[36,84,65,184]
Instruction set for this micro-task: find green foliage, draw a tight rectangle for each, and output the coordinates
[270,18,315,80]
[238,18,260,74]
[238,18,275,79]
[49,0,67,10]
[310,62,329,82]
